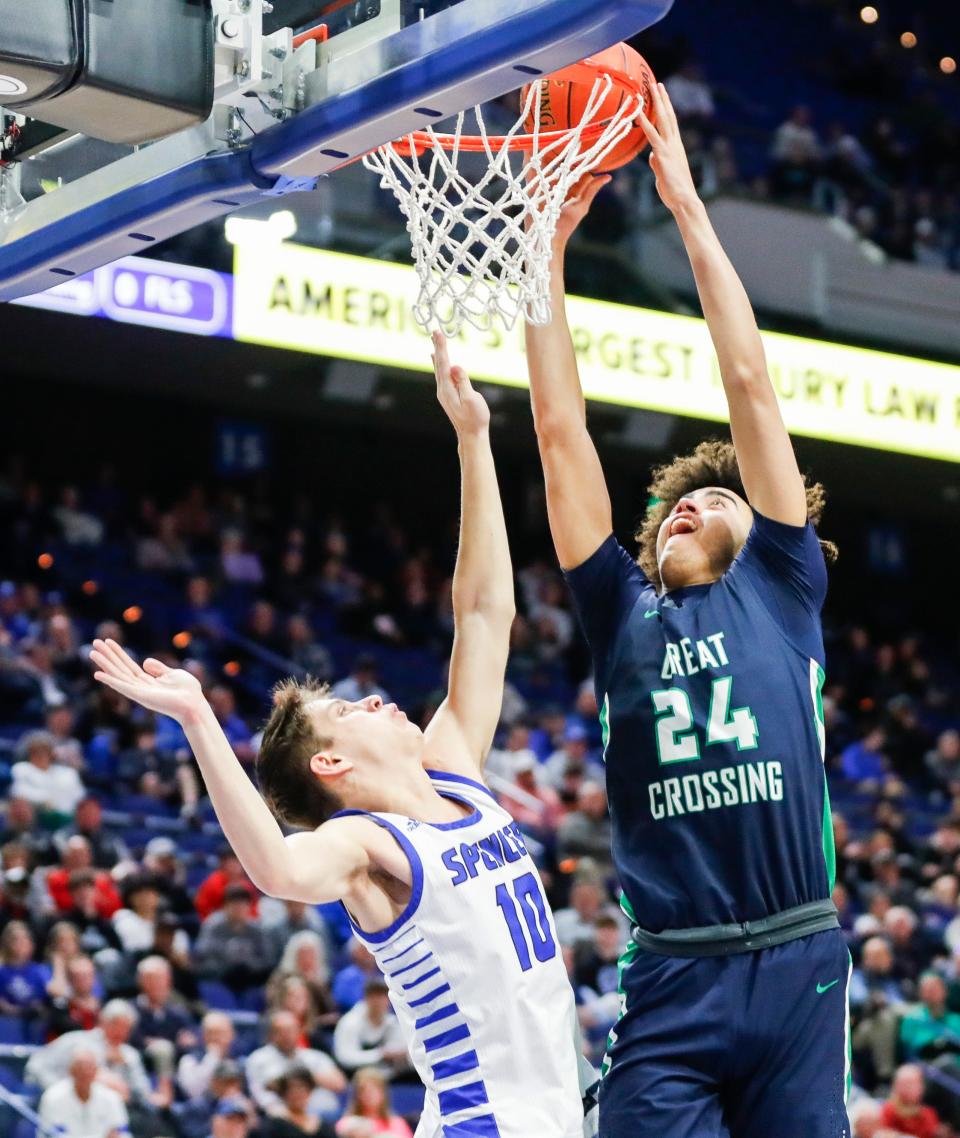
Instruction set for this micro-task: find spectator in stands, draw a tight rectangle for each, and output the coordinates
[262,899,333,965]
[196,850,258,921]
[927,731,960,794]
[485,722,538,781]
[333,978,408,1078]
[194,883,273,996]
[51,869,122,957]
[537,722,602,794]
[0,919,51,1017]
[177,1012,236,1101]
[899,972,960,1062]
[496,751,563,835]
[46,953,102,1037]
[116,723,199,812]
[852,936,910,1087]
[130,956,198,1076]
[246,1009,346,1118]
[18,639,70,711]
[26,999,154,1104]
[150,908,198,1000]
[112,874,172,954]
[574,915,622,1058]
[142,836,196,923]
[207,1095,256,1138]
[270,975,325,1049]
[333,939,381,1011]
[53,797,129,868]
[264,1066,339,1137]
[137,511,195,574]
[880,1064,943,1138]
[206,684,256,766]
[332,653,390,704]
[175,1062,252,1138]
[47,835,121,917]
[553,872,612,951]
[885,906,926,986]
[285,614,334,682]
[54,486,104,546]
[267,930,339,1035]
[0,864,36,931]
[770,105,822,203]
[335,1068,414,1137]
[221,529,265,586]
[664,60,716,127]
[10,728,86,819]
[38,1046,129,1138]
[0,796,56,864]
[557,782,613,875]
[841,728,890,786]
[849,936,905,1011]
[46,706,84,770]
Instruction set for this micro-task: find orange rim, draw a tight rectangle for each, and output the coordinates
[384,60,645,158]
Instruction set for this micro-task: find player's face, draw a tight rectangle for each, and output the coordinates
[309,695,424,772]
[655,486,753,591]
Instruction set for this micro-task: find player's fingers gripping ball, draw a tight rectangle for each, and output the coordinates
[522,44,657,173]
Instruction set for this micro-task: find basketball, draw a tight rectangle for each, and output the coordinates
[522,43,657,173]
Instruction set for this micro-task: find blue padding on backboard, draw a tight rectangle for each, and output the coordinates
[251,0,675,179]
[0,0,673,302]
[0,149,265,301]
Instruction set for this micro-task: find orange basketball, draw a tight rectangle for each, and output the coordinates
[522,43,657,173]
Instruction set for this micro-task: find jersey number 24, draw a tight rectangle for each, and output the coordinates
[651,676,759,764]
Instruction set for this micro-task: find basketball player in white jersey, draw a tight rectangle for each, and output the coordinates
[90,333,585,1138]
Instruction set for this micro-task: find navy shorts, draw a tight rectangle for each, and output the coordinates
[599,928,851,1138]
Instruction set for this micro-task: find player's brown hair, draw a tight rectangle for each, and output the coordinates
[634,440,837,590]
[257,678,342,829]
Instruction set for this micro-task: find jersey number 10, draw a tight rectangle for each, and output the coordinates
[495,871,558,971]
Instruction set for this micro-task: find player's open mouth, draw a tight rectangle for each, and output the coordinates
[669,516,698,537]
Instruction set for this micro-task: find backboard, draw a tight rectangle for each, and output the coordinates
[0,0,673,301]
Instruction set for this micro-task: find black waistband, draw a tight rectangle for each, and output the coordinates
[631,899,840,958]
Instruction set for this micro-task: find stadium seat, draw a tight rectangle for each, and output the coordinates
[198,981,238,1011]
[391,1083,426,1116]
[0,1019,25,1046]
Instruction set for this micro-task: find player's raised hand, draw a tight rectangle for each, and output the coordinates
[432,331,490,437]
[638,82,699,215]
[89,638,205,724]
[553,172,612,248]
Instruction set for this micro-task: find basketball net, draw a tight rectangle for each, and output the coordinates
[364,73,643,335]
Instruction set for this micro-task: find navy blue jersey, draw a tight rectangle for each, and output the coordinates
[566,511,834,933]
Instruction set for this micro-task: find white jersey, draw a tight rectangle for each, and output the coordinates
[341,769,584,1138]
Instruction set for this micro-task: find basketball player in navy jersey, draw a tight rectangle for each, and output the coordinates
[525,82,849,1138]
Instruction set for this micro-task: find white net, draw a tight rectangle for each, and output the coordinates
[363,74,643,334]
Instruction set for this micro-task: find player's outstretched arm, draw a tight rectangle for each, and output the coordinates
[639,83,807,526]
[89,639,374,904]
[423,332,515,773]
[525,178,614,571]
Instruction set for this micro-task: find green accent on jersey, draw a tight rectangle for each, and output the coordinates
[816,979,839,994]
[844,951,853,1102]
[599,693,611,762]
[822,774,837,893]
[811,661,836,893]
[600,894,640,1080]
[644,609,659,619]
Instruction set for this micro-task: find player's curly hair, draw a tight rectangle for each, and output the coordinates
[634,440,837,590]
[257,677,342,829]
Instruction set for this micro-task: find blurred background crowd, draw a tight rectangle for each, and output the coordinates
[1,455,960,1138]
[1,1,959,1137]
